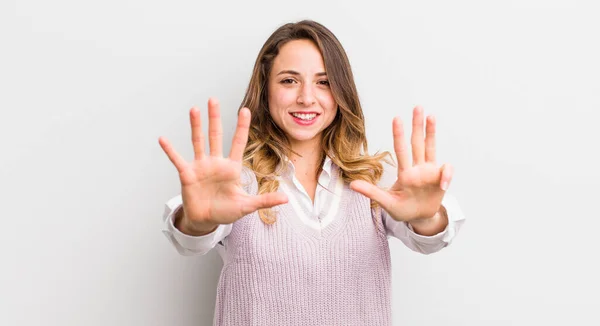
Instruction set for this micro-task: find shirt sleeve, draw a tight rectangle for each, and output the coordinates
[383,192,466,255]
[161,194,232,256]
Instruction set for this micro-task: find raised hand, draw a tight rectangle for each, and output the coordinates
[158,98,288,235]
[350,106,452,225]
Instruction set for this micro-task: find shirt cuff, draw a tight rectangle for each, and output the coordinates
[404,192,466,244]
[161,195,230,255]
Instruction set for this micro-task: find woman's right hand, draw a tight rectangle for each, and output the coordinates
[158,98,288,235]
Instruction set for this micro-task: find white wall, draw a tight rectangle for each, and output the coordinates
[2,0,599,325]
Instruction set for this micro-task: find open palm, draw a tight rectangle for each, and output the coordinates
[350,106,453,222]
[158,98,288,229]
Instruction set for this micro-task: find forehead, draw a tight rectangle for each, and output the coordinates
[272,39,325,72]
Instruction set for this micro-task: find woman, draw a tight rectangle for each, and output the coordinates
[159,20,465,326]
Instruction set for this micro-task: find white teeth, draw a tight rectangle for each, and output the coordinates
[291,113,317,120]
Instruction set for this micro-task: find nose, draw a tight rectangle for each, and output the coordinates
[297,83,316,106]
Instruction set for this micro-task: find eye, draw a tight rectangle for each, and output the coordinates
[281,78,296,84]
[318,80,330,86]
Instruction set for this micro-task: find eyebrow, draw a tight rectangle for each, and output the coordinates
[276,70,327,77]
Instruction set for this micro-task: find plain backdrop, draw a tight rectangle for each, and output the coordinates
[1,0,599,325]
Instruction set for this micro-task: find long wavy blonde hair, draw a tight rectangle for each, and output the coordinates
[240,20,392,224]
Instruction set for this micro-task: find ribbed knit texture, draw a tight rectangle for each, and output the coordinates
[213,166,392,325]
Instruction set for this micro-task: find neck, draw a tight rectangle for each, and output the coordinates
[288,137,323,180]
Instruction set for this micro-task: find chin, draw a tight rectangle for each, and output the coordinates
[287,131,320,142]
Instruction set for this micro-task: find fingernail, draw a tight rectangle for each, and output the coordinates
[441,182,448,191]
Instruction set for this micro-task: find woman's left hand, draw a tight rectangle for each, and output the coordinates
[350,106,452,227]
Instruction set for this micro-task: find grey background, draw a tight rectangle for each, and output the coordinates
[2,0,599,325]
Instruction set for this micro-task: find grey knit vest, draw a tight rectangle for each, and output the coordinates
[213,166,392,325]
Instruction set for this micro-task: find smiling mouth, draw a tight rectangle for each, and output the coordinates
[290,112,319,121]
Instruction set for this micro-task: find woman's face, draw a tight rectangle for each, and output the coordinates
[268,39,338,149]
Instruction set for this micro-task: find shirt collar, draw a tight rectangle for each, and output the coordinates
[277,153,334,180]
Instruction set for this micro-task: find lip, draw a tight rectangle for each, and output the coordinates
[289,112,319,126]
[290,111,320,114]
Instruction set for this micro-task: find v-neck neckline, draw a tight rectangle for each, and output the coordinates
[276,165,350,240]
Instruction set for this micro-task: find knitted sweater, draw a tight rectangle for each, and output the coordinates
[213,166,392,326]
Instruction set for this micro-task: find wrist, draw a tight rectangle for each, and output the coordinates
[174,208,219,236]
[409,205,448,236]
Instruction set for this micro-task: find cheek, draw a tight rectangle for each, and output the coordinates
[318,92,337,113]
[268,90,291,125]
[327,108,338,125]
[270,86,295,107]
[270,94,294,124]
[279,92,297,107]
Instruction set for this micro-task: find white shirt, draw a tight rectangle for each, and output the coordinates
[162,156,466,256]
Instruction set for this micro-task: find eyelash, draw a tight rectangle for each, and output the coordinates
[281,79,330,86]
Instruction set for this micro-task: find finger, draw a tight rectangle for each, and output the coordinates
[158,136,188,173]
[392,117,410,172]
[349,180,395,209]
[190,107,205,160]
[424,115,436,163]
[440,163,453,191]
[229,108,251,162]
[242,192,289,215]
[207,98,223,157]
[411,106,425,165]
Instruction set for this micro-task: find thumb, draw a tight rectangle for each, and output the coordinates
[350,180,394,208]
[439,163,454,191]
[241,192,289,215]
